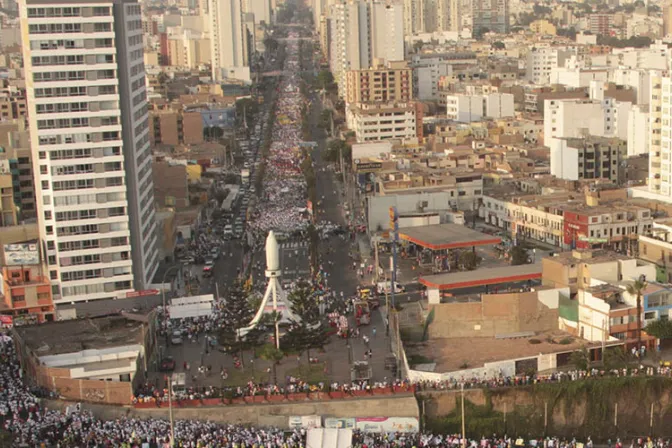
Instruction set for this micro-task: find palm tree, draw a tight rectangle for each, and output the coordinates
[626,277,648,350]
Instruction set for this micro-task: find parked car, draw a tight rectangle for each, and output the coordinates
[171,332,183,345]
[160,356,176,371]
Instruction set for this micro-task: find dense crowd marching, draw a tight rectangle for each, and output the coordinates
[248,34,311,241]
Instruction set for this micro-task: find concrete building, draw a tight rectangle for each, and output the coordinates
[403,0,425,36]
[0,224,54,325]
[544,96,630,147]
[627,104,649,157]
[412,57,452,101]
[0,120,36,221]
[589,13,614,36]
[525,47,573,86]
[244,0,271,24]
[21,0,159,303]
[347,102,423,143]
[13,314,156,404]
[152,161,189,209]
[345,60,413,105]
[445,92,514,122]
[542,249,654,294]
[150,108,204,146]
[436,0,460,33]
[471,0,509,35]
[529,19,556,35]
[329,0,404,96]
[549,136,627,183]
[664,3,672,37]
[165,31,211,68]
[209,0,251,82]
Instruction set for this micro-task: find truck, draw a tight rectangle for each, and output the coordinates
[376,281,405,295]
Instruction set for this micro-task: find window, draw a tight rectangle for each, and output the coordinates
[645,311,657,320]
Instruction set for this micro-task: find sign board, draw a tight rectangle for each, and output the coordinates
[578,236,608,244]
[126,289,159,298]
[289,415,322,429]
[4,242,39,266]
[354,417,419,433]
[324,418,355,429]
[354,160,383,172]
[0,315,12,327]
[299,142,318,148]
[389,207,399,240]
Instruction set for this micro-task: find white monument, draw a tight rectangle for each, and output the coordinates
[238,231,295,348]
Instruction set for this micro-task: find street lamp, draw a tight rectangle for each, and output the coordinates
[160,263,182,447]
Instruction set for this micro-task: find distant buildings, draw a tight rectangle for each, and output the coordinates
[445,92,514,123]
[345,60,413,105]
[347,102,423,143]
[471,0,509,35]
[328,0,404,96]
[209,0,252,82]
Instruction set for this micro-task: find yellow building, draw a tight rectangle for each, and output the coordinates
[530,19,557,35]
[186,164,203,182]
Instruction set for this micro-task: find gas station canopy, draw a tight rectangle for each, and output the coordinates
[398,224,501,251]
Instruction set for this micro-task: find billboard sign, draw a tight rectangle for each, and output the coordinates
[289,415,322,429]
[354,159,383,172]
[4,242,39,266]
[355,417,419,433]
[324,418,355,429]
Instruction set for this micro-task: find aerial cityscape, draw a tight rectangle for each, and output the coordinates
[2,0,672,444]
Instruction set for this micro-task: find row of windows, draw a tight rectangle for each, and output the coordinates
[37,118,89,130]
[47,147,121,159]
[33,55,84,67]
[29,23,82,34]
[55,209,97,222]
[36,102,88,114]
[34,71,85,82]
[62,269,102,282]
[61,280,132,298]
[128,35,142,46]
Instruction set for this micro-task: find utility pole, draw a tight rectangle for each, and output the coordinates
[168,374,175,447]
[461,382,466,448]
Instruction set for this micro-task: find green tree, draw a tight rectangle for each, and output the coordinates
[510,245,529,266]
[491,41,506,50]
[645,318,672,339]
[218,280,256,368]
[603,347,630,370]
[282,279,328,365]
[626,277,648,349]
[324,139,352,165]
[459,251,482,271]
[570,346,590,370]
[259,343,284,384]
[236,98,259,127]
[317,69,335,90]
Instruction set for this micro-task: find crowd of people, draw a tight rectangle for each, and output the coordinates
[248,34,311,241]
[412,365,672,391]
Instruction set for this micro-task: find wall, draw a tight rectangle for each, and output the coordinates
[422,377,672,440]
[428,292,559,339]
[46,395,419,428]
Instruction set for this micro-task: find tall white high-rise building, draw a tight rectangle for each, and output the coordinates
[20,0,159,304]
[210,0,251,82]
[329,0,404,96]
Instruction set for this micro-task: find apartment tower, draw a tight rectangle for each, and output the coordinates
[209,0,251,82]
[20,0,159,304]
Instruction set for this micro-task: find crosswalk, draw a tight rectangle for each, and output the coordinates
[279,241,309,250]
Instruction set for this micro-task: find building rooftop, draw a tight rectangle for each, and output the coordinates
[549,249,631,266]
[399,224,500,251]
[420,263,542,289]
[423,330,611,373]
[15,315,145,357]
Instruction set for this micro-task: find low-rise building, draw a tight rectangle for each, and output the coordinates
[445,93,514,123]
[13,314,156,405]
[550,136,627,183]
[150,106,204,147]
[347,102,423,143]
[0,224,53,325]
[345,60,413,105]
